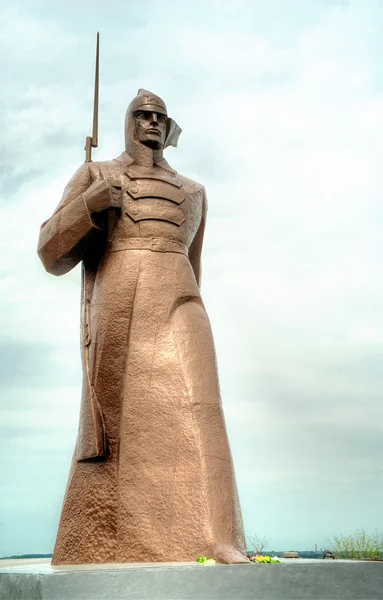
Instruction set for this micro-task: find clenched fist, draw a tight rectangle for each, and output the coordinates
[83,180,122,213]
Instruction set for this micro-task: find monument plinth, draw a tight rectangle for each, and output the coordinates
[1,559,382,600]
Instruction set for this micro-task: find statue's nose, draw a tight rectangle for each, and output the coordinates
[150,112,158,124]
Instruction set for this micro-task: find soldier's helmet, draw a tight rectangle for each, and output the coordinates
[128,89,168,117]
[125,89,181,151]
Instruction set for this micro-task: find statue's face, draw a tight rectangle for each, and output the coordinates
[134,110,167,149]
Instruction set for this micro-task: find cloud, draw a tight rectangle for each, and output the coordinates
[0,340,82,390]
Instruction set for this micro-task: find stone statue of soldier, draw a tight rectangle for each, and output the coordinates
[38,89,249,564]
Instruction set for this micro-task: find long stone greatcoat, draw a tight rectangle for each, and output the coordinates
[38,151,246,564]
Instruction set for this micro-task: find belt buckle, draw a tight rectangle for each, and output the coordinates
[151,238,161,251]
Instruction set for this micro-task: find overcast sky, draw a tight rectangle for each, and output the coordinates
[1,0,383,558]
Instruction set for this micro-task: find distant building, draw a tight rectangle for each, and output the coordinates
[283,551,300,558]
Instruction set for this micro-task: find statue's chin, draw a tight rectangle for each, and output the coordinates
[213,544,251,564]
[141,138,162,150]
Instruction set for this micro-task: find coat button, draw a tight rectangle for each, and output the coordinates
[130,185,138,195]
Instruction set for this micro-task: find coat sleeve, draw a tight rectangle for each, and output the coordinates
[37,163,102,276]
[188,187,207,288]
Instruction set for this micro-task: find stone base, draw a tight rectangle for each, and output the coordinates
[1,558,382,599]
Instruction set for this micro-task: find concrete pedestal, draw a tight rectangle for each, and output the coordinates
[1,558,382,600]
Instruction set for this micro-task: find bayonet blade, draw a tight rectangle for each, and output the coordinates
[92,32,99,148]
[85,32,99,162]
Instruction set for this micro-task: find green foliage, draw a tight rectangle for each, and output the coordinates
[195,555,216,565]
[327,529,383,559]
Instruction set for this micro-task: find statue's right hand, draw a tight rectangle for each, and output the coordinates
[83,180,122,213]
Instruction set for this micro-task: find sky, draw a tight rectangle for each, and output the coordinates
[1,0,383,557]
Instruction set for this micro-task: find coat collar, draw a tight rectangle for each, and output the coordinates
[115,151,177,175]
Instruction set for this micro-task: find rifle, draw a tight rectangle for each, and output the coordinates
[81,32,107,458]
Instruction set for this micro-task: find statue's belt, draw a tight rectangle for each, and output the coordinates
[107,237,188,255]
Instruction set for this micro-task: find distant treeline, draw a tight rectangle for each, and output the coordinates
[248,550,325,558]
[0,554,53,560]
[3,550,327,560]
